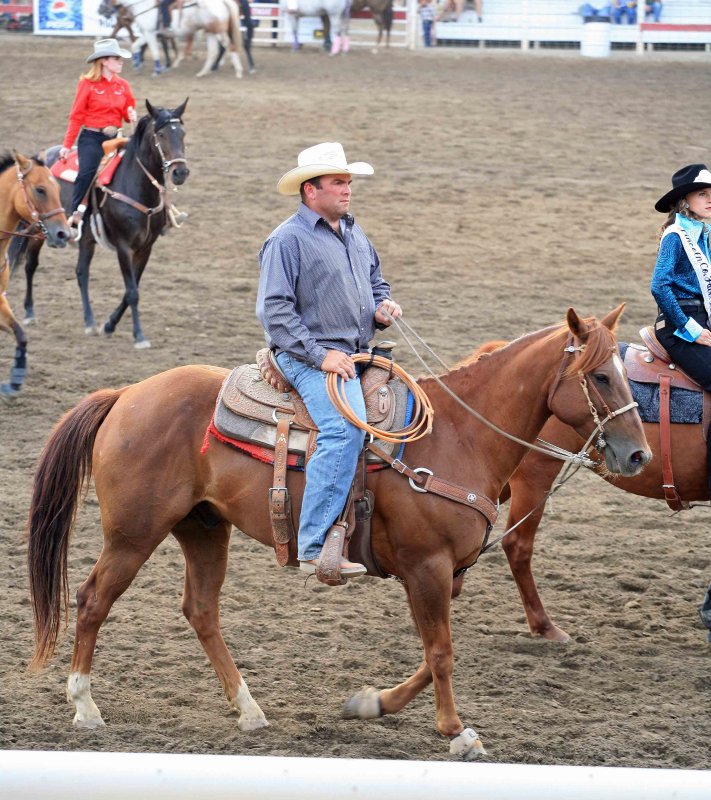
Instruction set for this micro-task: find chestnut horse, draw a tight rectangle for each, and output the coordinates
[26,307,650,758]
[475,339,711,643]
[0,152,70,398]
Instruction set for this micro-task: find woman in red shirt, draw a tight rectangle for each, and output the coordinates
[59,38,138,229]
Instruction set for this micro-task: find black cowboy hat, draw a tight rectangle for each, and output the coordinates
[655,164,711,213]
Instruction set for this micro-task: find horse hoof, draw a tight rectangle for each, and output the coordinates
[342,686,381,720]
[23,315,36,326]
[0,383,20,401]
[73,714,106,729]
[249,67,257,75]
[449,728,487,760]
[85,325,100,336]
[134,339,152,350]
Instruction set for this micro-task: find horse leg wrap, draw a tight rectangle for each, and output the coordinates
[330,35,341,55]
[342,35,350,53]
[9,347,26,390]
[315,522,347,586]
[449,728,487,759]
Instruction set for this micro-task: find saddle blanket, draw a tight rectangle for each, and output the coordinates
[49,148,123,186]
[619,342,701,424]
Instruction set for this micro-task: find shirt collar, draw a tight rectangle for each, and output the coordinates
[297,202,353,232]
[676,212,710,244]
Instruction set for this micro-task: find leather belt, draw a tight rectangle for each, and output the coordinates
[84,126,120,138]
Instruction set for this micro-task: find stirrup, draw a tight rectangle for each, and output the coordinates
[168,206,189,228]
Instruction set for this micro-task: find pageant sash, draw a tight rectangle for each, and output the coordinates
[663,223,711,321]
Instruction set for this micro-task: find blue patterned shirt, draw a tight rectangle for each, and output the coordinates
[256,203,391,368]
[650,214,711,340]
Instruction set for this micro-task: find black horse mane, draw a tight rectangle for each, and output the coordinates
[0,152,45,175]
[124,107,177,162]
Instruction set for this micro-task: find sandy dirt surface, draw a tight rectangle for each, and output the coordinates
[1,33,709,767]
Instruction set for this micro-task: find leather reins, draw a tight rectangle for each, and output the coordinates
[97,117,187,232]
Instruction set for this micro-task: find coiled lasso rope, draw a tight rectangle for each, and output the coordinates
[326,353,435,443]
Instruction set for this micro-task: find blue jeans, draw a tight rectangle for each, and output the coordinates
[612,2,636,23]
[422,19,433,46]
[276,352,366,561]
[71,129,109,213]
[646,1,662,22]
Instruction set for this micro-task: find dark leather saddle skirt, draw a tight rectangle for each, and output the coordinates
[213,359,413,463]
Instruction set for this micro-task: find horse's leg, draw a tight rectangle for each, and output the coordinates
[344,562,486,759]
[146,33,165,74]
[68,532,163,727]
[288,13,300,50]
[22,239,42,325]
[224,33,244,79]
[104,245,150,348]
[75,236,99,335]
[503,458,571,642]
[172,516,268,731]
[0,296,28,399]
[196,34,218,77]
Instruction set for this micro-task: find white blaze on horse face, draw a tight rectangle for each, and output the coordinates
[230,680,269,731]
[67,672,106,728]
[613,352,625,378]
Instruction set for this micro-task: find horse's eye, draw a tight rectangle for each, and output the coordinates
[593,373,609,385]
[35,186,47,197]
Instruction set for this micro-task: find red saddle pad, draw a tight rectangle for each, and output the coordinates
[49,150,124,186]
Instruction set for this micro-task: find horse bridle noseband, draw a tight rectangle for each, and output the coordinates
[0,162,65,243]
[549,334,639,456]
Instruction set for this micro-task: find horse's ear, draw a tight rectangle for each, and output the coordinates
[173,97,189,119]
[12,150,32,173]
[600,302,626,333]
[145,99,156,118]
[566,307,590,341]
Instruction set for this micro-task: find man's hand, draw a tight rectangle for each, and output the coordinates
[697,329,711,347]
[374,299,402,327]
[321,349,356,380]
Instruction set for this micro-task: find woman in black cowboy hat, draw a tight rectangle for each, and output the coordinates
[651,163,711,388]
[652,165,711,645]
[59,38,138,235]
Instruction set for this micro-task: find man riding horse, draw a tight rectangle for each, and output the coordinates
[256,142,402,580]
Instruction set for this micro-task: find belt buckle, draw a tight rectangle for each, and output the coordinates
[102,126,119,138]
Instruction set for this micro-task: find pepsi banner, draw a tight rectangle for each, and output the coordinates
[34,0,114,35]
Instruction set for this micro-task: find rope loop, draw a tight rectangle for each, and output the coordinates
[326,354,434,444]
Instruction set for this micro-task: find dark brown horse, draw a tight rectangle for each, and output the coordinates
[27,307,650,758]
[470,338,708,643]
[346,0,395,49]
[0,152,70,398]
[9,100,189,348]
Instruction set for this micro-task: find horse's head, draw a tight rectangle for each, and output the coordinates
[9,151,71,248]
[144,98,190,186]
[547,303,651,477]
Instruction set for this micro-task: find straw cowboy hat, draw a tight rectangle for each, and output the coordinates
[277,142,374,196]
[86,38,132,63]
[655,164,711,213]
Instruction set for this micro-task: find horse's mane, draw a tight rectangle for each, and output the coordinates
[0,152,45,175]
[123,116,151,161]
[448,316,617,377]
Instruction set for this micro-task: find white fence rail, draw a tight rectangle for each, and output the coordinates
[2,750,711,800]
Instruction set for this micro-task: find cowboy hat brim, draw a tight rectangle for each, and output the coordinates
[277,161,374,196]
[655,181,711,213]
[87,45,132,62]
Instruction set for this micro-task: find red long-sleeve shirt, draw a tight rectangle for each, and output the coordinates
[62,75,136,149]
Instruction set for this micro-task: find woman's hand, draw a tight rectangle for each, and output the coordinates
[697,330,711,347]
[127,106,137,124]
[59,147,70,161]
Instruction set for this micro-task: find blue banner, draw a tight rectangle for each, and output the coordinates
[37,0,83,31]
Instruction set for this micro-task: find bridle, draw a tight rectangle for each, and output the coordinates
[0,161,65,242]
[98,116,188,226]
[545,334,639,460]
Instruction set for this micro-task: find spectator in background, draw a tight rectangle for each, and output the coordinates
[579,3,611,18]
[419,0,436,45]
[645,0,663,22]
[611,0,637,23]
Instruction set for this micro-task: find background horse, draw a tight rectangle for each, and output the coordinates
[342,0,394,51]
[0,152,70,398]
[10,101,189,349]
[98,0,166,75]
[26,307,649,758]
[173,0,248,78]
[281,0,350,54]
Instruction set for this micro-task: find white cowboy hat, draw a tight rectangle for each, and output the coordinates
[277,142,374,196]
[86,38,132,63]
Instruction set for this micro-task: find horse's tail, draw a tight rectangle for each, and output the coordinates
[27,387,125,672]
[8,225,30,275]
[384,0,393,31]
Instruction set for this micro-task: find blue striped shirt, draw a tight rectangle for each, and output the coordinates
[256,203,391,368]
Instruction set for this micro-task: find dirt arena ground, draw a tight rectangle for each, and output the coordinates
[1,33,710,768]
